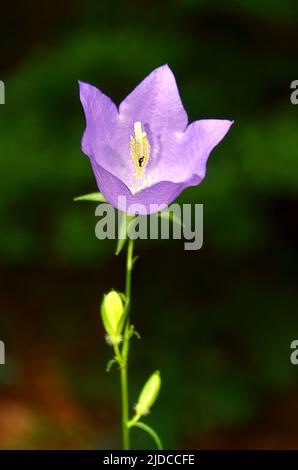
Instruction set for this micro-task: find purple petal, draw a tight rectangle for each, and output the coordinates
[79,80,139,191]
[147,119,233,188]
[114,66,189,192]
[90,158,187,215]
[119,65,188,134]
[182,119,234,185]
[79,80,120,167]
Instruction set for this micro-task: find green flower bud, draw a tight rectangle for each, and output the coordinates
[101,291,125,345]
[135,371,161,417]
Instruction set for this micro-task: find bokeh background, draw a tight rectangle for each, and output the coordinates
[0,0,298,449]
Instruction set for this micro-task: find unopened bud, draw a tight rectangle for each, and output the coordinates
[135,371,161,418]
[101,291,125,345]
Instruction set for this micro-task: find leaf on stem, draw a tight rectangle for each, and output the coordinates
[106,357,117,372]
[158,208,185,228]
[115,237,127,256]
[132,421,163,450]
[115,214,135,255]
[73,192,107,202]
[130,325,141,340]
[132,255,140,268]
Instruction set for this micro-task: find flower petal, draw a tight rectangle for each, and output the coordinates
[113,65,189,192]
[182,119,234,184]
[147,119,233,187]
[79,80,119,166]
[119,65,188,135]
[90,158,187,215]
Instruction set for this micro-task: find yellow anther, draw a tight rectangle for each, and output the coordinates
[130,121,150,189]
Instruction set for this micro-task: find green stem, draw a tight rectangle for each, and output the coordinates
[132,421,164,450]
[120,237,134,450]
[120,362,129,449]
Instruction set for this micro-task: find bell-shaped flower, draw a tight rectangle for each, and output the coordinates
[79,65,233,215]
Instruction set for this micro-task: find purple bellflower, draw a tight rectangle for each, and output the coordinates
[79,65,233,215]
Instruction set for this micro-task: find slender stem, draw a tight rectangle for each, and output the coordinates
[133,421,164,450]
[120,237,134,450]
[120,362,129,449]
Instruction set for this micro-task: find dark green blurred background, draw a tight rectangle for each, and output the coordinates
[1,0,298,449]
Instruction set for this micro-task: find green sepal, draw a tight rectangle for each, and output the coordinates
[73,192,107,202]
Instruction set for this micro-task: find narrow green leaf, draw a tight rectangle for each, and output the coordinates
[106,357,117,372]
[131,327,141,340]
[115,212,128,255]
[118,293,126,303]
[73,192,107,202]
[132,422,163,450]
[159,209,185,228]
[132,255,140,268]
[115,214,135,255]
[115,237,127,256]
